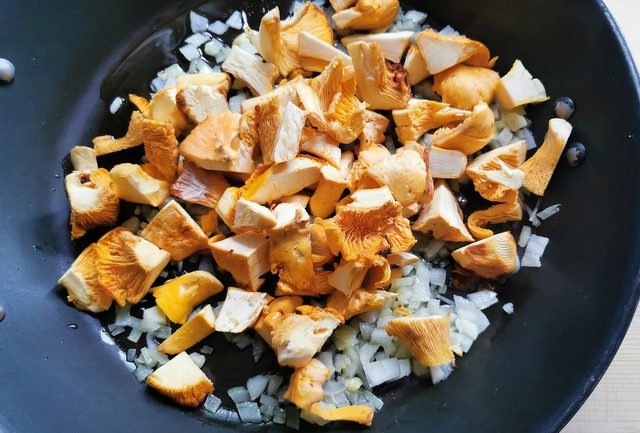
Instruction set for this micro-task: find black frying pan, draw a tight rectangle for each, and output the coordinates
[1,0,639,432]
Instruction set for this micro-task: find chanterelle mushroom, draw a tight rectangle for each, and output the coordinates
[158,304,217,355]
[109,163,170,207]
[332,0,399,31]
[326,287,396,320]
[432,102,495,155]
[153,271,223,324]
[467,201,523,240]
[392,99,470,144]
[70,146,98,172]
[341,31,412,63]
[385,315,454,367]
[433,64,500,110]
[251,3,333,76]
[466,140,526,203]
[222,45,278,96]
[58,243,113,313]
[495,60,549,110]
[298,31,352,73]
[310,165,348,219]
[148,88,190,136]
[215,287,269,333]
[347,41,411,110]
[209,231,270,291]
[415,29,496,75]
[403,44,429,85]
[284,358,330,409]
[412,180,474,242]
[170,160,230,208]
[179,112,255,173]
[272,306,343,367]
[451,231,518,279]
[520,118,572,196]
[95,228,171,306]
[176,84,230,123]
[254,296,304,347]
[65,169,120,240]
[146,352,213,407]
[315,186,416,263]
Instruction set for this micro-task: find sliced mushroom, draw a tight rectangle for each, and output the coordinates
[175,72,231,90]
[432,102,495,155]
[332,0,399,30]
[415,29,495,75]
[466,140,526,203]
[341,31,412,63]
[520,118,572,196]
[495,60,549,110]
[158,304,217,354]
[310,165,348,218]
[141,200,209,261]
[264,101,307,165]
[146,352,214,407]
[170,160,230,208]
[298,31,352,73]
[385,315,454,367]
[222,45,278,96]
[109,163,170,207]
[215,186,242,229]
[153,271,224,324]
[412,180,474,242]
[240,80,300,113]
[209,231,271,291]
[392,99,470,144]
[467,201,523,240]
[403,44,429,85]
[433,64,500,110]
[95,228,171,306]
[347,41,411,110]
[451,231,518,279]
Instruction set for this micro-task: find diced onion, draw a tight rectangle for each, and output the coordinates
[127,328,142,343]
[259,393,278,407]
[430,267,447,288]
[133,366,153,382]
[363,358,401,387]
[247,374,270,401]
[185,32,211,47]
[179,44,201,62]
[236,402,262,423]
[537,204,561,220]
[190,11,209,33]
[503,303,515,315]
[228,386,251,404]
[267,375,284,396]
[430,363,453,384]
[273,407,287,424]
[208,20,229,35]
[204,394,222,413]
[521,235,549,267]
[190,353,206,368]
[317,351,335,375]
[518,225,532,247]
[225,11,243,29]
[466,290,498,310]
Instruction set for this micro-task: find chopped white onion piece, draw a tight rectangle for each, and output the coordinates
[364,358,402,387]
[109,96,124,114]
[503,303,515,315]
[126,348,137,362]
[430,362,453,384]
[273,407,287,424]
[528,198,542,222]
[186,32,211,47]
[213,46,231,63]
[190,11,209,33]
[516,127,537,150]
[204,394,223,413]
[228,386,251,404]
[518,225,532,247]
[404,10,428,25]
[521,235,549,267]
[537,204,561,220]
[247,375,270,401]
[204,38,224,57]
[189,352,206,369]
[179,44,201,62]
[133,366,153,382]
[225,11,243,29]
[236,402,262,423]
[358,343,380,365]
[439,25,459,35]
[267,375,284,396]
[334,325,358,351]
[208,20,229,35]
[362,389,385,410]
[127,328,142,343]
[494,127,513,147]
[228,91,247,113]
[455,318,479,340]
[259,393,279,407]
[157,63,185,82]
[317,351,335,375]
[345,377,363,392]
[430,267,447,288]
[466,290,499,310]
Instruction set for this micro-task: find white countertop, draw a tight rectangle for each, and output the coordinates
[563,1,640,431]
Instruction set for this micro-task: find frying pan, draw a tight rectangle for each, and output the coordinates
[1,0,639,431]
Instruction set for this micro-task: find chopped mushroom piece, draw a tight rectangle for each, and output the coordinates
[412,181,474,242]
[279,193,311,209]
[429,147,467,179]
[148,88,190,135]
[215,186,242,229]
[93,111,146,156]
[179,112,255,173]
[264,101,307,165]
[58,243,113,313]
[298,31,352,73]
[141,200,209,261]
[109,163,170,207]
[466,140,526,203]
[251,4,333,77]
[140,117,179,182]
[146,352,214,407]
[95,228,171,306]
[234,198,277,230]
[308,403,374,427]
[495,60,549,110]
[433,64,500,110]
[296,56,366,144]
[129,94,151,117]
[392,99,470,144]
[65,169,120,240]
[359,110,389,145]
[316,186,416,262]
[386,251,419,266]
[332,0,399,30]
[362,147,427,208]
[254,296,304,346]
[329,0,357,12]
[158,304,217,354]
[209,232,270,291]
[346,143,390,191]
[432,102,495,155]
[310,221,336,266]
[415,29,495,75]
[385,315,454,367]
[241,157,322,204]
[310,165,348,218]
[403,44,429,85]
[268,203,317,293]
[301,133,341,168]
[326,288,396,320]
[272,306,343,367]
[451,231,518,279]
[197,209,219,236]
[347,41,411,110]
[328,260,369,295]
[340,150,355,181]
[240,81,300,113]
[215,287,269,333]
[284,358,330,409]
[468,202,523,240]
[175,72,231,90]
[520,118,573,196]
[342,31,412,63]
[176,84,230,123]
[70,146,98,172]
[153,271,224,324]
[170,160,230,208]
[222,45,278,96]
